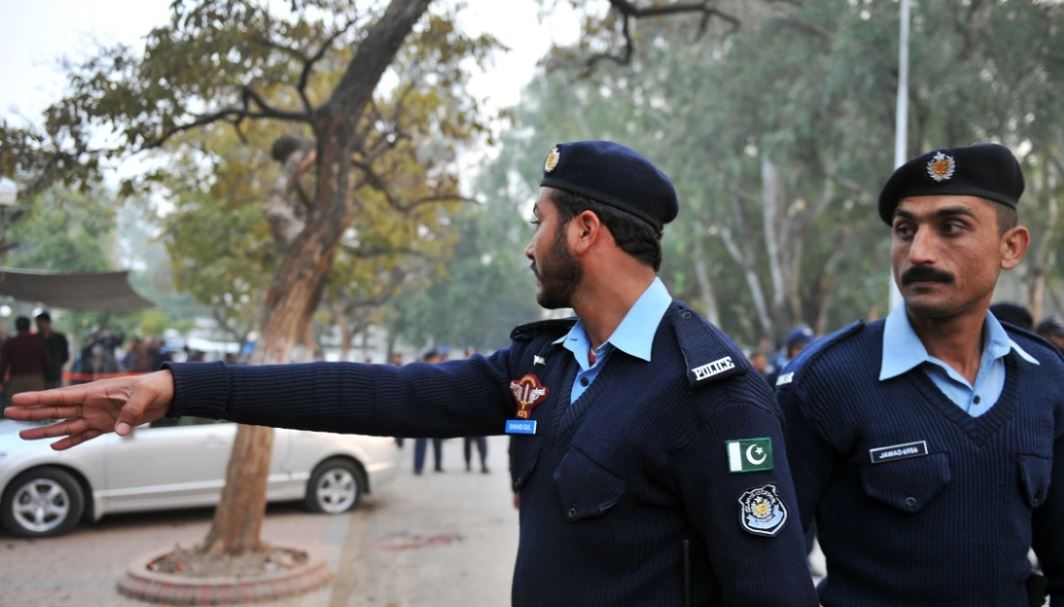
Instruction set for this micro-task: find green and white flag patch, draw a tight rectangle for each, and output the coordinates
[726,437,774,473]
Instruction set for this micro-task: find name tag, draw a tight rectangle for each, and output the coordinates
[869,440,928,464]
[505,419,537,435]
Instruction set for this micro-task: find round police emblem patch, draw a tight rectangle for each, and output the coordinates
[926,150,956,182]
[738,484,787,537]
[544,146,561,173]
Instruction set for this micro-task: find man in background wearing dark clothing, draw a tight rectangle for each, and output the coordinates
[35,312,69,389]
[0,316,49,412]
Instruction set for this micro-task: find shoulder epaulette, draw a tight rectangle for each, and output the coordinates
[510,317,577,342]
[669,303,748,388]
[776,319,866,388]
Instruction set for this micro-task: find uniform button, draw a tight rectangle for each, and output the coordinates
[579,377,590,387]
[568,507,577,519]
[680,310,692,319]
[973,395,981,405]
[905,496,917,509]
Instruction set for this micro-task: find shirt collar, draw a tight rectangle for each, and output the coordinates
[553,277,672,363]
[879,302,1039,381]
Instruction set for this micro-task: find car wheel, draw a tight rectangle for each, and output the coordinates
[304,458,364,514]
[1,467,85,538]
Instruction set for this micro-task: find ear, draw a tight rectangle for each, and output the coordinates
[567,210,604,255]
[999,225,1030,270]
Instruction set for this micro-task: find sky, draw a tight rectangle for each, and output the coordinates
[0,0,581,182]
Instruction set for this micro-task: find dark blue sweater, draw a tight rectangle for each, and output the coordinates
[167,303,818,606]
[777,320,1064,606]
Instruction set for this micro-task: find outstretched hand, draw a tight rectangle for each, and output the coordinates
[3,370,175,450]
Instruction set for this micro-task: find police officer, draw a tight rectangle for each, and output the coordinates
[776,143,1063,606]
[7,141,818,606]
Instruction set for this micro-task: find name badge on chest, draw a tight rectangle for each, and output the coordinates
[505,373,550,435]
[869,440,928,464]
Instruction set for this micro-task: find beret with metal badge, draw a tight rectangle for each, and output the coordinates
[877,142,1024,225]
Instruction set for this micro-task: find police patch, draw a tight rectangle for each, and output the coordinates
[738,484,787,537]
[691,356,735,382]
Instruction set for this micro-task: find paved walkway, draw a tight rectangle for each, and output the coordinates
[0,436,518,607]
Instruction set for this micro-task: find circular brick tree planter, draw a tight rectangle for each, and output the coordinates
[117,546,332,605]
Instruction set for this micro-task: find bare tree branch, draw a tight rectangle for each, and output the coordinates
[296,18,359,115]
[581,0,742,74]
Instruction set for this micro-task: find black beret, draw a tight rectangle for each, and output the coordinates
[539,140,679,230]
[877,142,1024,225]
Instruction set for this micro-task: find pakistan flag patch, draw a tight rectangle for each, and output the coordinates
[726,437,773,473]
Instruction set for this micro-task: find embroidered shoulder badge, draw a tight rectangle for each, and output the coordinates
[775,372,793,386]
[926,150,956,182]
[738,484,788,537]
[726,437,773,473]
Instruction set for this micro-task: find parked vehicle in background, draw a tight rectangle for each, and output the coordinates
[0,417,399,538]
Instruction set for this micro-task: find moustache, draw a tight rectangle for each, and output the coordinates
[901,266,954,286]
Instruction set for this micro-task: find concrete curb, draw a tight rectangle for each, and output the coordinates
[116,546,332,605]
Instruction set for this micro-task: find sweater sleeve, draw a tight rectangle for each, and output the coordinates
[776,383,841,532]
[164,349,518,438]
[1034,419,1064,606]
[671,399,819,607]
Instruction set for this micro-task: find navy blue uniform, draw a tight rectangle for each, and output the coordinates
[777,320,1064,606]
[166,302,817,606]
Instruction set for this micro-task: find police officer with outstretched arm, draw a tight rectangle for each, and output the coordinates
[7,141,818,606]
[776,143,1063,606]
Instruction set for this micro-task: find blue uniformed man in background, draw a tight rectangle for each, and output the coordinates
[776,143,1063,606]
[7,141,818,606]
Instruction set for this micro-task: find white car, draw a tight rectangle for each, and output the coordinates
[0,416,399,538]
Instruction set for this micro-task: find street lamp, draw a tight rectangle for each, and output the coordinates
[0,177,19,259]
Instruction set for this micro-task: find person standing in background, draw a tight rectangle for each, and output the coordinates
[462,346,490,473]
[0,316,49,412]
[34,312,69,389]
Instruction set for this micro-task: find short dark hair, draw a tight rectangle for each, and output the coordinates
[994,203,1017,235]
[15,316,30,332]
[549,189,663,271]
[34,311,51,322]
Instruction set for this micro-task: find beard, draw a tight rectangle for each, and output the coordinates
[533,227,582,309]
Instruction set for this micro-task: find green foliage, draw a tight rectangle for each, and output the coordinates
[466,0,1064,346]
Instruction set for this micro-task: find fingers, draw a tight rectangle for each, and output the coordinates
[10,385,91,408]
[5,404,82,422]
[19,418,90,440]
[51,429,102,451]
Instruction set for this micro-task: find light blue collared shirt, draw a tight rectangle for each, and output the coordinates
[879,303,1039,417]
[553,277,672,403]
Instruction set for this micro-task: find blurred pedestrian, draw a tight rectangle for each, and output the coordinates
[413,348,446,474]
[462,346,490,473]
[0,316,49,411]
[766,325,815,386]
[1037,317,1064,353]
[34,311,69,389]
[989,301,1033,330]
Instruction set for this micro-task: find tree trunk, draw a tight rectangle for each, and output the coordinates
[198,0,434,556]
[691,220,720,325]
